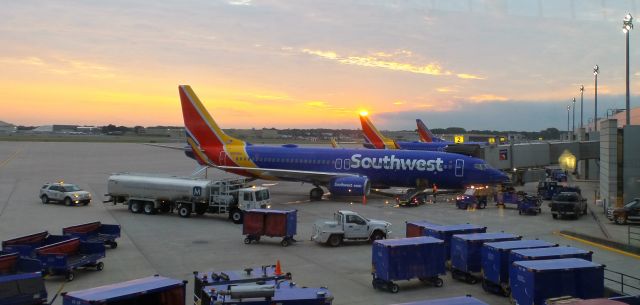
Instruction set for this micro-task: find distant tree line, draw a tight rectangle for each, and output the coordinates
[430,127,560,140]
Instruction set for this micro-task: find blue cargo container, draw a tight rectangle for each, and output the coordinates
[510,258,604,305]
[372,237,446,293]
[194,265,288,305]
[480,240,557,295]
[391,296,489,305]
[450,233,521,283]
[405,221,441,238]
[423,224,487,261]
[35,238,105,281]
[2,231,72,257]
[509,246,592,267]
[62,222,121,249]
[62,275,186,305]
[0,251,47,305]
[201,280,333,305]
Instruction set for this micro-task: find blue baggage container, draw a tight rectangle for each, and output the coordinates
[62,275,186,305]
[510,258,604,305]
[391,296,489,305]
[405,221,440,238]
[509,246,592,267]
[2,231,72,257]
[450,233,521,283]
[372,237,446,293]
[62,222,121,249]
[35,238,105,281]
[201,280,333,305]
[0,252,47,305]
[480,240,557,295]
[194,264,288,305]
[423,224,487,261]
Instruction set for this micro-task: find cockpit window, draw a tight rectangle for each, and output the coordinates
[474,163,488,170]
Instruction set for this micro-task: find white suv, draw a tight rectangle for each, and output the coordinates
[40,183,92,206]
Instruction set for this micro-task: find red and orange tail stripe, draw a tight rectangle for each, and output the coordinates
[359,114,399,150]
[416,119,433,143]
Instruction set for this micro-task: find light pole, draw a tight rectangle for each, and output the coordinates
[623,13,633,126]
[572,97,576,136]
[593,65,599,131]
[567,105,571,139]
[580,85,584,129]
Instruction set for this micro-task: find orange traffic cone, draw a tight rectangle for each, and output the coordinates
[362,195,367,205]
[274,260,283,276]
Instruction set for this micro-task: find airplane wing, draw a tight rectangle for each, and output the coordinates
[215,165,359,184]
[142,143,190,151]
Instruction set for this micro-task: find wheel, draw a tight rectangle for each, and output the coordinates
[281,239,290,247]
[244,237,251,244]
[518,210,522,215]
[370,231,385,242]
[372,279,378,290]
[482,279,490,292]
[327,234,342,247]
[64,197,73,206]
[389,283,399,293]
[110,242,118,249]
[310,187,324,201]
[552,214,558,219]
[41,195,49,204]
[433,277,444,287]
[178,205,191,218]
[231,210,243,224]
[82,201,89,206]
[96,262,104,271]
[130,202,142,213]
[66,272,75,282]
[143,202,155,215]
[615,215,627,225]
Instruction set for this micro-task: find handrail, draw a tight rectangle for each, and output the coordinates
[604,268,640,295]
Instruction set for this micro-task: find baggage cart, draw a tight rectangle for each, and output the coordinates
[390,296,489,305]
[371,237,446,293]
[200,280,333,305]
[480,239,557,296]
[35,238,105,281]
[508,246,593,267]
[510,258,604,305]
[62,275,186,305]
[0,251,47,305]
[518,195,542,215]
[422,224,487,262]
[405,221,440,238]
[2,231,72,257]
[62,222,121,249]
[194,264,288,305]
[450,233,521,284]
[545,296,629,305]
[243,209,297,247]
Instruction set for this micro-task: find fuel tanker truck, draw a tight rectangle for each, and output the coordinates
[104,173,270,223]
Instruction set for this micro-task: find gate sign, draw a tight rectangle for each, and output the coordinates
[499,149,508,161]
[193,186,202,197]
[454,135,464,143]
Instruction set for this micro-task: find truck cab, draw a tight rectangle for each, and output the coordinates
[311,210,392,247]
[210,186,271,224]
[607,198,640,224]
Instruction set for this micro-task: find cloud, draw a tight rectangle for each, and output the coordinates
[228,0,252,6]
[436,87,456,93]
[306,101,328,107]
[0,55,116,79]
[468,94,508,103]
[301,49,483,79]
[393,101,405,105]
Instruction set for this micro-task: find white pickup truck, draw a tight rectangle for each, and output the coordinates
[311,210,392,247]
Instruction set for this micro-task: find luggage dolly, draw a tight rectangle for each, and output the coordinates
[243,235,296,247]
[371,275,443,293]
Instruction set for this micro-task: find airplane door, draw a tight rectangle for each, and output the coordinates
[455,159,464,177]
[219,151,226,165]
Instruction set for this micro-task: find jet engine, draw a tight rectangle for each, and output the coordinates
[329,176,371,196]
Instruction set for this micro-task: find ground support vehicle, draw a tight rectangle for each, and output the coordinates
[538,180,560,200]
[193,264,287,305]
[510,258,604,305]
[456,187,493,209]
[200,280,333,305]
[388,296,489,305]
[495,189,524,207]
[509,246,593,266]
[62,275,186,305]
[0,252,47,305]
[2,231,72,257]
[423,224,487,264]
[548,168,568,182]
[243,209,297,247]
[105,173,270,224]
[450,233,521,284]
[62,222,121,249]
[405,221,440,238]
[480,240,557,296]
[550,192,587,219]
[39,182,92,206]
[607,198,640,224]
[371,237,446,293]
[311,210,391,247]
[396,189,428,206]
[517,195,542,215]
[35,238,105,281]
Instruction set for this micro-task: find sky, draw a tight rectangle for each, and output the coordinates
[2,0,640,131]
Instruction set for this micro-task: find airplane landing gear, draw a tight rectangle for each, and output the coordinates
[310,187,324,201]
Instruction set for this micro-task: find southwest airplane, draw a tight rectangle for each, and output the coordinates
[179,85,508,200]
[416,118,488,146]
[359,113,449,151]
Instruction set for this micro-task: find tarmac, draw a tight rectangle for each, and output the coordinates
[0,142,638,305]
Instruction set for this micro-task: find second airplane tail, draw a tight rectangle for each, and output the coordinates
[416,119,444,143]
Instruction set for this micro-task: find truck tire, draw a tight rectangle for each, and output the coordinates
[64,197,73,206]
[327,234,342,247]
[178,205,191,218]
[230,210,243,224]
[130,202,142,214]
[615,215,627,225]
[143,202,156,215]
[41,195,49,204]
[370,231,385,242]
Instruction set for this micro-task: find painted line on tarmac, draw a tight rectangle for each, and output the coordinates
[0,148,23,169]
[554,231,640,260]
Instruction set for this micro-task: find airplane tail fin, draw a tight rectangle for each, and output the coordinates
[359,114,399,149]
[179,85,245,165]
[416,119,444,143]
[330,137,340,148]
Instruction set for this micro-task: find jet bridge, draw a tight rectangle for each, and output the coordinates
[481,141,599,170]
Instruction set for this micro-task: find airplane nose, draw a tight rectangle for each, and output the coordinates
[493,169,510,183]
